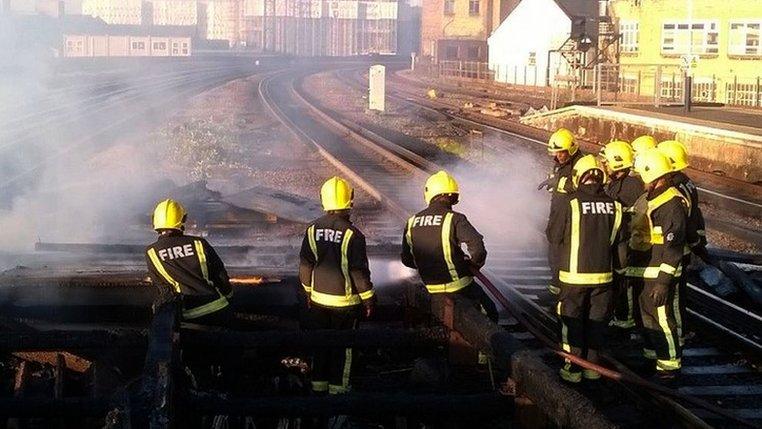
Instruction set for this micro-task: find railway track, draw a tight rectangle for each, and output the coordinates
[386,69,762,221]
[259,66,762,428]
[0,59,266,203]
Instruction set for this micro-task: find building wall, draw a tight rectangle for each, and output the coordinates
[82,0,142,24]
[205,0,240,46]
[488,0,571,85]
[421,0,494,60]
[153,0,198,25]
[62,34,191,56]
[610,0,762,103]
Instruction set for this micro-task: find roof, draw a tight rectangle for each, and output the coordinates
[498,0,599,40]
[3,13,195,39]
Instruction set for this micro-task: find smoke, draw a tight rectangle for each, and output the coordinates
[0,17,217,258]
[451,142,549,253]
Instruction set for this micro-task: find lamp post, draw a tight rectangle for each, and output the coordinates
[684,0,694,113]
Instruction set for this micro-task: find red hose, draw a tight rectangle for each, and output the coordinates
[471,268,760,428]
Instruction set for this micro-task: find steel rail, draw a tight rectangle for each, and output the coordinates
[383,69,762,216]
[262,67,760,427]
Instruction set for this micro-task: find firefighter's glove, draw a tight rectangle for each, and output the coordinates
[537,174,558,191]
[692,245,711,265]
[363,295,376,319]
[649,283,670,307]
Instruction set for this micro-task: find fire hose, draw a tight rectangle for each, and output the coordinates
[471,268,761,429]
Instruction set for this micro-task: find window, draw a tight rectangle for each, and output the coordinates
[729,21,761,56]
[467,46,480,59]
[445,45,458,59]
[152,42,167,50]
[443,0,454,15]
[620,21,639,52]
[182,49,189,55]
[172,48,179,54]
[131,41,145,50]
[469,0,479,15]
[661,21,718,55]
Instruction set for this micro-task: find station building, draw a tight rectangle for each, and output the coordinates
[609,0,762,105]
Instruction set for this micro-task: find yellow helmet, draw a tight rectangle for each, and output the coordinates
[547,128,578,155]
[631,135,657,154]
[634,149,673,184]
[152,199,187,231]
[600,140,634,172]
[572,154,606,188]
[320,177,354,211]
[424,170,459,204]
[657,140,689,171]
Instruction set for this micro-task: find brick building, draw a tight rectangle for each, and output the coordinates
[420,0,518,62]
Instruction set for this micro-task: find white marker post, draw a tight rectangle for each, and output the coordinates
[368,64,385,112]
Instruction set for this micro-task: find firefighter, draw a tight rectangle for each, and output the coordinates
[300,176,375,395]
[401,170,498,323]
[145,199,233,326]
[547,155,623,383]
[658,140,707,344]
[541,128,585,296]
[628,149,688,380]
[631,135,657,155]
[599,141,644,330]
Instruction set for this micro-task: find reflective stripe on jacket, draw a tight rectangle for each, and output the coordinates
[401,200,485,293]
[146,234,231,319]
[548,184,623,287]
[626,186,689,284]
[299,213,374,308]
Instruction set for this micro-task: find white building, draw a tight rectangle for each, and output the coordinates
[487,0,595,86]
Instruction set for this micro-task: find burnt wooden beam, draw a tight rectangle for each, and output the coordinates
[133,301,179,429]
[184,391,511,418]
[181,326,447,349]
[0,397,114,417]
[0,330,146,351]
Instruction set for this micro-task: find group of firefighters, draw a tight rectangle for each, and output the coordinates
[142,128,704,395]
[144,170,494,395]
[544,129,706,383]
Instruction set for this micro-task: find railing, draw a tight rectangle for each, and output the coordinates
[416,59,762,108]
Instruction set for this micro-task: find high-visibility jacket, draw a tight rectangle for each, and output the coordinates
[146,232,231,320]
[547,183,623,287]
[299,213,374,308]
[401,200,486,293]
[671,172,707,255]
[627,185,689,284]
[545,150,585,250]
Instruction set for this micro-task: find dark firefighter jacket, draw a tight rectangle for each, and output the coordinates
[146,232,232,320]
[299,213,374,308]
[546,150,585,239]
[626,184,689,286]
[671,172,707,255]
[547,183,624,287]
[401,200,486,293]
[605,172,644,272]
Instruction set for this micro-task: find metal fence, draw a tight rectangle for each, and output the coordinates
[421,60,762,108]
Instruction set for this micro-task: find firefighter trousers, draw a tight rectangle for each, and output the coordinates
[557,285,613,373]
[612,275,638,329]
[307,304,361,394]
[457,281,499,323]
[638,281,682,372]
[547,243,561,295]
[676,254,690,343]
